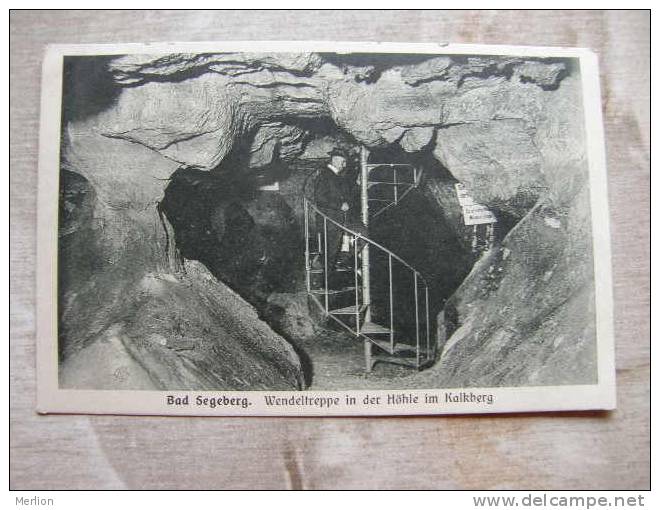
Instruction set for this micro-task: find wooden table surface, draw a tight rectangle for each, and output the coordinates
[9,10,650,489]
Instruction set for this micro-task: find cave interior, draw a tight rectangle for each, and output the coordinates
[155,118,499,377]
[57,51,596,391]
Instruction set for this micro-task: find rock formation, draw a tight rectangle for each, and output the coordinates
[59,51,594,389]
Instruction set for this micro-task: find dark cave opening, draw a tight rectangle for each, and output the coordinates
[159,166,303,305]
[158,127,505,379]
[363,146,476,347]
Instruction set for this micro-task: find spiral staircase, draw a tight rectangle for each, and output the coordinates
[304,149,435,373]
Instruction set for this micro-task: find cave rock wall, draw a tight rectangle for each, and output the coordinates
[60,51,593,389]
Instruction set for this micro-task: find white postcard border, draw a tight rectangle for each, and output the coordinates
[35,41,616,416]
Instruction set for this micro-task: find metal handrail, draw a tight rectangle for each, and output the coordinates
[305,199,429,289]
[365,163,417,168]
[304,197,433,371]
[365,164,422,219]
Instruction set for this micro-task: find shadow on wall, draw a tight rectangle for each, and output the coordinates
[61,56,123,125]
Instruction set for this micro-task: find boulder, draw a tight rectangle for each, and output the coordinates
[60,262,304,390]
[400,126,435,152]
[398,56,453,86]
[326,67,448,147]
[99,73,238,169]
[426,72,595,387]
[299,135,342,160]
[249,123,306,168]
[61,99,305,390]
[109,52,324,85]
[431,186,596,387]
[433,118,545,218]
[514,60,567,89]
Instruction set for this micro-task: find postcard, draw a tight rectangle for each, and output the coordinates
[36,41,615,415]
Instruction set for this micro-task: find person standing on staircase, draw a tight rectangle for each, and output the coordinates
[306,148,352,217]
[304,148,366,284]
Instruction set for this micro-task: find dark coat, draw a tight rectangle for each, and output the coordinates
[307,165,360,223]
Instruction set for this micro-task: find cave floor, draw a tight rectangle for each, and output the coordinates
[298,325,435,391]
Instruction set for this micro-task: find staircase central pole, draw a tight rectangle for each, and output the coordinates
[360,146,373,372]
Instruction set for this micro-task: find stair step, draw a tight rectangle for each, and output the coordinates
[304,192,431,373]
[395,343,417,352]
[330,304,366,315]
[366,337,429,356]
[307,267,352,274]
[368,181,413,186]
[371,354,426,369]
[359,321,391,335]
[367,338,393,354]
[311,287,355,296]
[366,163,414,168]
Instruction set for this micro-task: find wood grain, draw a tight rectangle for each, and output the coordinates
[10,10,649,489]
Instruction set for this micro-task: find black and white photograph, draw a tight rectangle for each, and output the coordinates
[36,41,615,415]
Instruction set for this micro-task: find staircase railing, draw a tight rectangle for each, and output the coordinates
[365,163,421,219]
[304,198,434,371]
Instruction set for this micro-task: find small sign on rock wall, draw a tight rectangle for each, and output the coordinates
[454,183,497,226]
